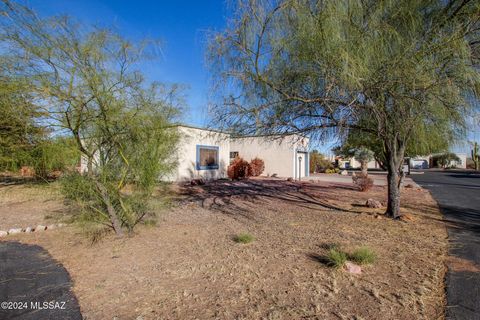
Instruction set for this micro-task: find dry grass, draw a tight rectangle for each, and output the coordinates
[0,182,67,230]
[1,178,448,319]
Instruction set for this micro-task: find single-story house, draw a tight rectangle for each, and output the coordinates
[166,125,309,181]
[337,152,467,170]
[409,153,467,169]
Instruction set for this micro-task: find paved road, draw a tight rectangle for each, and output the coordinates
[0,241,82,320]
[412,170,480,320]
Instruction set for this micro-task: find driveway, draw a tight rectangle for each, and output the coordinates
[0,241,82,320]
[311,172,420,187]
[411,170,480,320]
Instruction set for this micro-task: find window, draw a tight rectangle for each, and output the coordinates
[196,145,219,170]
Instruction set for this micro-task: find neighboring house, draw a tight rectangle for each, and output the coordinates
[167,125,309,181]
[410,153,467,169]
[336,152,467,170]
[337,156,382,170]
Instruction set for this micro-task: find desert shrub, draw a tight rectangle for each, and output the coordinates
[350,247,376,265]
[233,233,254,244]
[60,171,156,238]
[325,168,340,174]
[353,174,373,192]
[227,157,251,180]
[326,248,347,268]
[432,152,461,168]
[30,137,80,180]
[249,157,265,176]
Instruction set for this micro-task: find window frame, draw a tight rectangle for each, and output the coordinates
[196,145,220,170]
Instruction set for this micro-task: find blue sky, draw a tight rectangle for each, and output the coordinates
[28,0,229,127]
[24,0,480,155]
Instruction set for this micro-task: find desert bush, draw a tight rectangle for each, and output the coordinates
[227,157,251,180]
[325,168,340,174]
[30,137,80,180]
[326,248,347,268]
[353,174,373,192]
[61,172,155,237]
[249,157,265,176]
[349,247,377,265]
[233,233,254,244]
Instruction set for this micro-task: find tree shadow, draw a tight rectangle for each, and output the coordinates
[176,179,363,220]
[0,241,82,320]
[306,253,331,266]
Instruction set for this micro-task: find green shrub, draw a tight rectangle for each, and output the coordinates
[350,247,376,265]
[326,248,347,268]
[233,233,254,244]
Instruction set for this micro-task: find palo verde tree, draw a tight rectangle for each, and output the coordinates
[1,1,182,236]
[209,0,480,218]
[0,73,45,171]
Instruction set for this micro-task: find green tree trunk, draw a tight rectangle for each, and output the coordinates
[94,180,124,237]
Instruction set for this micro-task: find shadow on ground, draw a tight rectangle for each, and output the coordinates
[175,179,360,219]
[0,241,82,320]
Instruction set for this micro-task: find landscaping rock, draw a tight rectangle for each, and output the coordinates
[24,227,32,233]
[35,225,46,232]
[366,198,383,208]
[0,230,7,237]
[340,170,348,175]
[47,224,56,230]
[8,228,22,235]
[345,261,362,274]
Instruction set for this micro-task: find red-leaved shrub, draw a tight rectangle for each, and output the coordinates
[249,157,265,176]
[227,157,251,180]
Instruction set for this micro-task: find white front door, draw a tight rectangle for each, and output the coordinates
[297,153,305,180]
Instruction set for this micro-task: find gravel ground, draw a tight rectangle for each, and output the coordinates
[2,179,447,319]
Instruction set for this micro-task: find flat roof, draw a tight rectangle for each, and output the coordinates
[172,124,308,139]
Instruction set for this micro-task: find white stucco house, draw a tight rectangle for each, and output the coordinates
[166,125,309,181]
[79,125,310,181]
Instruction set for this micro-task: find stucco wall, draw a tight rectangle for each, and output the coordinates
[348,158,380,169]
[230,135,308,178]
[171,126,231,181]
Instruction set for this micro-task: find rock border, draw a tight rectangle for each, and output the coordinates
[0,223,67,238]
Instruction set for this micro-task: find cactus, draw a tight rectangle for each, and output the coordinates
[472,142,479,171]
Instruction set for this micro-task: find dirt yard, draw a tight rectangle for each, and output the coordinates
[1,178,448,319]
[0,182,67,230]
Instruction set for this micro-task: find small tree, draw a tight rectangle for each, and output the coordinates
[433,152,461,168]
[309,150,332,173]
[354,147,374,177]
[1,2,182,236]
[209,0,479,219]
[0,75,45,172]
